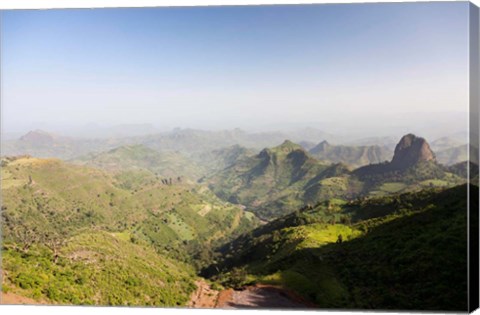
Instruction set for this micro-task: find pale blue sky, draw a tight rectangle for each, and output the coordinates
[1,2,470,133]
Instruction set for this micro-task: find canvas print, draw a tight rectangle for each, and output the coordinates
[0,1,479,312]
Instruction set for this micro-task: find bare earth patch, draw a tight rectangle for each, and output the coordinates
[220,285,311,309]
[187,280,219,308]
[188,279,313,310]
[1,292,44,305]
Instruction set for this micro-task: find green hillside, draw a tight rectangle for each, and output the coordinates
[2,232,196,306]
[354,160,464,194]
[74,144,205,181]
[205,140,332,219]
[1,156,258,305]
[204,185,470,311]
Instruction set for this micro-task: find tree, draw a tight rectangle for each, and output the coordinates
[42,231,68,264]
[228,267,247,289]
[11,224,40,253]
[340,215,351,226]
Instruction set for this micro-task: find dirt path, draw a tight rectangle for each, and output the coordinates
[186,281,314,309]
[216,285,313,309]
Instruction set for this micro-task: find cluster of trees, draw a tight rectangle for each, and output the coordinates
[160,176,182,185]
[7,221,69,264]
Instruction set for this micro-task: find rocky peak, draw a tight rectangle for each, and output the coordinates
[309,140,330,154]
[390,134,435,169]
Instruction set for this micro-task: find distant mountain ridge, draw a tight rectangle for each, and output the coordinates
[4,128,335,160]
[19,129,59,143]
[207,134,465,220]
[436,145,468,166]
[3,128,470,169]
[309,140,392,167]
[3,129,121,160]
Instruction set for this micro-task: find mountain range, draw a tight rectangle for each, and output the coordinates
[205,134,466,220]
[2,128,468,166]
[0,129,476,310]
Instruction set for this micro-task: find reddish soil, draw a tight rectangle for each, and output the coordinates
[0,292,43,305]
[187,280,219,308]
[217,284,315,309]
[216,288,234,307]
[189,281,314,309]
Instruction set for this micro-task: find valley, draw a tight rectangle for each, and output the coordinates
[0,128,475,310]
[3,3,476,311]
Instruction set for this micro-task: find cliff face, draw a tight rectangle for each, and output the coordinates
[390,134,435,170]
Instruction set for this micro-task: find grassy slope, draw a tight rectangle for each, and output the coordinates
[1,156,257,305]
[206,185,469,311]
[353,160,465,199]
[74,144,205,181]
[206,141,333,219]
[2,232,196,306]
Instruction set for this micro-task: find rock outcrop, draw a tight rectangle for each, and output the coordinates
[390,134,435,170]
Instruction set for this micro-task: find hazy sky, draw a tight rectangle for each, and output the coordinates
[1,2,470,133]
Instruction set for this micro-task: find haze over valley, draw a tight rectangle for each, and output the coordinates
[1,2,476,311]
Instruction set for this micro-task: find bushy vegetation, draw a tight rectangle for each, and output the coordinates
[2,231,197,306]
[1,156,257,305]
[321,187,469,311]
[204,185,470,311]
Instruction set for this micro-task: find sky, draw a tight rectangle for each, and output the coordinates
[0,2,471,135]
